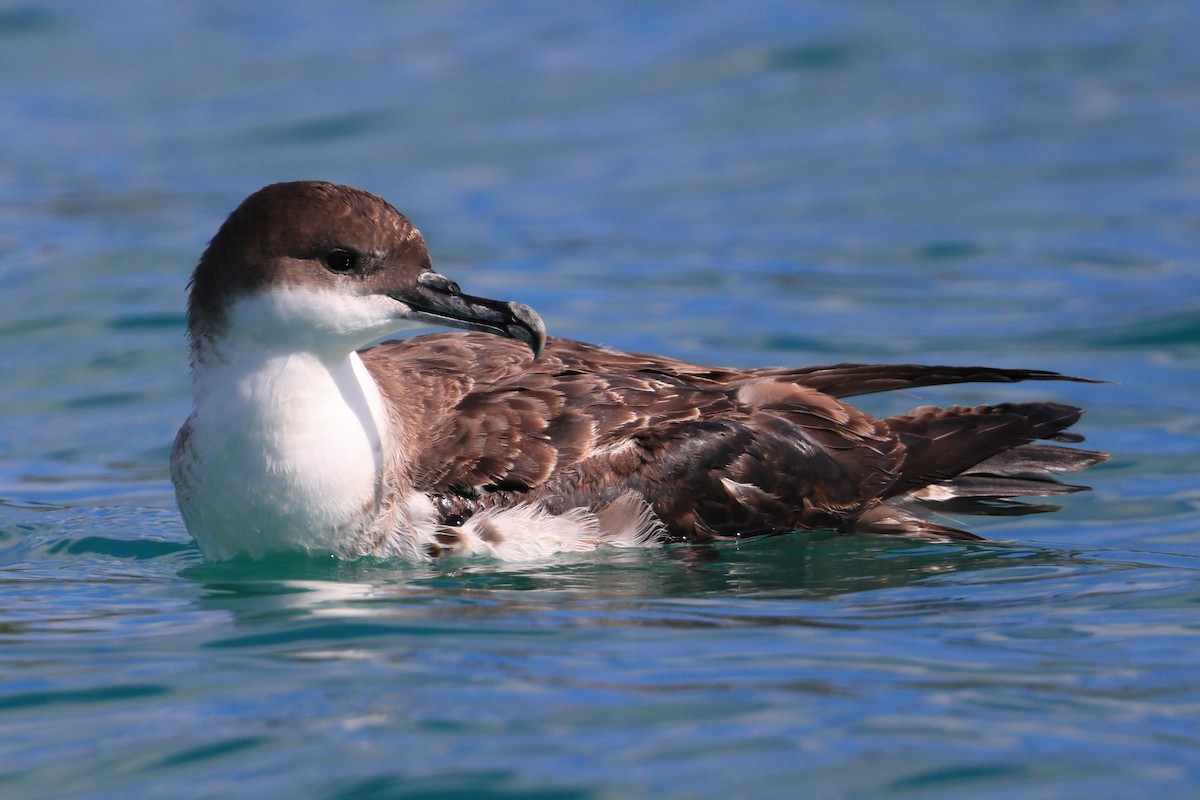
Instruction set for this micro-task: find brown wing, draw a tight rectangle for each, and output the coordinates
[360,333,908,538]
[362,335,728,487]
[592,382,904,540]
[361,332,1102,542]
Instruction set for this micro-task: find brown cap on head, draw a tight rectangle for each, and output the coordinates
[187,181,429,341]
[185,181,545,356]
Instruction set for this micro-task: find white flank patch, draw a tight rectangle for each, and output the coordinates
[456,493,666,561]
[363,491,667,562]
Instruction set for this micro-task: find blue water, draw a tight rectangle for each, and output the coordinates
[2,1,1199,797]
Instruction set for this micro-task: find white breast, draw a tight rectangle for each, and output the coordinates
[172,345,390,560]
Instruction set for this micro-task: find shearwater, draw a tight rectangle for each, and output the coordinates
[171,181,1106,561]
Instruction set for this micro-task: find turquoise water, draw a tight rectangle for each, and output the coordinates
[2,1,1199,797]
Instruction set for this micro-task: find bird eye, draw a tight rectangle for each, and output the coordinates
[324,248,358,273]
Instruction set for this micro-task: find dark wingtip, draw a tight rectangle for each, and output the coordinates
[1056,374,1112,385]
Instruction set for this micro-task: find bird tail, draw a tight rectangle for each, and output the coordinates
[851,402,1107,540]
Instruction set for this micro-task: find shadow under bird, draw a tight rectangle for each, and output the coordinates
[171,181,1107,561]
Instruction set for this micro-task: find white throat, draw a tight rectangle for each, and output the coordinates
[172,291,395,560]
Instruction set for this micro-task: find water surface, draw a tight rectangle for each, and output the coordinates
[2,2,1199,797]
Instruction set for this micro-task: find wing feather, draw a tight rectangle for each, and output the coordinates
[360,332,1103,542]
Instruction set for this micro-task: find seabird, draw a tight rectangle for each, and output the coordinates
[171,181,1106,561]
